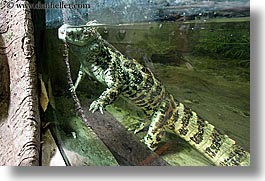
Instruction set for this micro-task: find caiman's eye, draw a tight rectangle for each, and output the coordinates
[83,31,89,36]
[83,31,89,39]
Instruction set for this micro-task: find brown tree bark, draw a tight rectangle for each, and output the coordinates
[0,0,40,166]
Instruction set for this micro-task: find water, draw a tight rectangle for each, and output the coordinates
[98,18,250,165]
[42,5,250,166]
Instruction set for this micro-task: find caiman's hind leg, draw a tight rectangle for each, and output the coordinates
[144,112,166,150]
[144,96,174,151]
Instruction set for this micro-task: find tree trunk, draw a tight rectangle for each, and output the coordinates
[0,0,40,166]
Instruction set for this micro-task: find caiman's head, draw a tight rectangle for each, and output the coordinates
[58,23,100,46]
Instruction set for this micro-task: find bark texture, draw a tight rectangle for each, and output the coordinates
[0,0,40,166]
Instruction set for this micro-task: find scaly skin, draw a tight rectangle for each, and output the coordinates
[58,23,250,166]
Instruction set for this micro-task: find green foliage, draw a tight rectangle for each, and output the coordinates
[190,21,250,64]
[138,25,178,56]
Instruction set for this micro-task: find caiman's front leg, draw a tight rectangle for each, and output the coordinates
[89,86,120,114]
[70,64,85,92]
[89,67,122,114]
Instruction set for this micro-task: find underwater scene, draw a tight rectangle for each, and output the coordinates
[40,0,250,166]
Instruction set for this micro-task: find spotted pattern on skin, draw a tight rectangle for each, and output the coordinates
[58,23,250,166]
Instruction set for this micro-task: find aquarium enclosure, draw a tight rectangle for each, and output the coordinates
[0,0,250,166]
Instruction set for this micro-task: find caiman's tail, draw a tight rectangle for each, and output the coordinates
[168,100,250,166]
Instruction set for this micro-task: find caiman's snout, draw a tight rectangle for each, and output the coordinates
[58,24,71,42]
